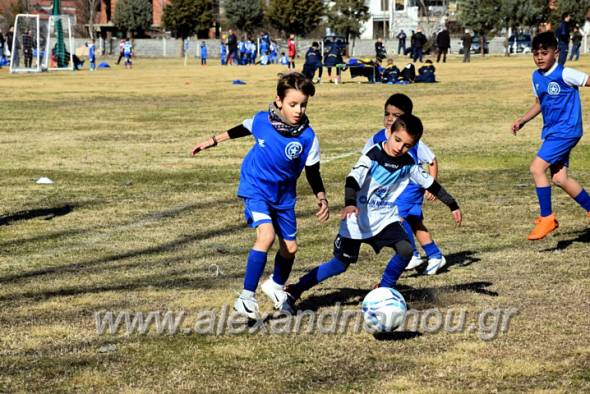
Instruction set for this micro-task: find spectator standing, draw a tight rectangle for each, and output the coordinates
[227,29,238,65]
[0,30,4,68]
[22,30,33,68]
[397,29,407,54]
[412,27,427,63]
[462,29,472,63]
[436,27,450,63]
[555,13,571,65]
[569,26,582,62]
[375,37,387,63]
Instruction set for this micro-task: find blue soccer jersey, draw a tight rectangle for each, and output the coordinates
[363,129,435,206]
[532,63,588,139]
[237,112,320,209]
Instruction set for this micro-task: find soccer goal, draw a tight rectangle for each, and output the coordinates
[42,14,74,71]
[10,14,42,73]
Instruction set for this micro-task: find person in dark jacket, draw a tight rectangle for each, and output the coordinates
[396,30,406,54]
[436,27,450,63]
[375,37,387,63]
[415,60,436,83]
[555,13,571,65]
[412,27,427,63]
[462,29,472,63]
[569,26,583,62]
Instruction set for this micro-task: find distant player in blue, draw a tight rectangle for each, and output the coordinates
[511,32,590,240]
[363,94,446,275]
[123,38,133,69]
[220,39,227,65]
[302,41,323,83]
[200,41,207,65]
[191,72,330,319]
[86,39,96,71]
[283,114,462,311]
[279,52,289,66]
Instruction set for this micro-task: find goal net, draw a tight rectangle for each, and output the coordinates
[10,14,42,73]
[42,14,74,71]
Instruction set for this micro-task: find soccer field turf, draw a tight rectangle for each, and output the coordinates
[1,55,589,392]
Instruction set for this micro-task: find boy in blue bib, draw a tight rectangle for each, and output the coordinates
[512,32,590,240]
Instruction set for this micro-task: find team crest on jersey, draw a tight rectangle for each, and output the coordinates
[547,82,560,96]
[284,141,303,160]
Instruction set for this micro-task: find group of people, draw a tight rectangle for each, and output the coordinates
[188,29,590,321]
[0,26,35,69]
[220,30,283,66]
[301,38,347,84]
[555,12,585,64]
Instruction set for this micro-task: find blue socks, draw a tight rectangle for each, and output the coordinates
[401,220,419,257]
[292,257,348,298]
[423,242,442,260]
[536,186,553,217]
[380,254,411,288]
[272,252,294,286]
[574,188,590,212]
[243,249,267,292]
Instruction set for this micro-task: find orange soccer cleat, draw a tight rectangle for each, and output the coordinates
[527,213,559,240]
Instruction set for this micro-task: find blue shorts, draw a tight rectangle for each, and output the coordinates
[537,137,580,167]
[396,202,423,220]
[243,198,297,240]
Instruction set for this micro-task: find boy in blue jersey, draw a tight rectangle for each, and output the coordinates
[200,41,207,65]
[283,114,462,312]
[363,94,446,275]
[191,73,330,319]
[511,32,590,240]
[123,39,133,69]
[86,39,96,71]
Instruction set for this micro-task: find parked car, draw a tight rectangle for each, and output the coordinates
[509,34,532,54]
[458,34,489,54]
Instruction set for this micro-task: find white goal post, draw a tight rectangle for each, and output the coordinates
[43,14,74,71]
[10,14,41,73]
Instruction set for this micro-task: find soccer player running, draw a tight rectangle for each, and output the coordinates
[191,73,329,319]
[511,32,590,240]
[283,114,462,312]
[363,94,447,275]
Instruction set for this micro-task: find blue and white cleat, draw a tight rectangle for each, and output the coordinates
[423,256,447,275]
[261,277,296,315]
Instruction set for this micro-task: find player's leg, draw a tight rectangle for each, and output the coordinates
[378,222,414,288]
[285,234,359,306]
[398,203,422,270]
[551,163,590,217]
[528,153,558,240]
[235,199,277,319]
[408,216,446,275]
[261,208,299,313]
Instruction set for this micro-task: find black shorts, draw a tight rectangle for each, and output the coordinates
[333,222,409,264]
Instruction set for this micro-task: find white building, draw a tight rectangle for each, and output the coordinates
[361,0,452,39]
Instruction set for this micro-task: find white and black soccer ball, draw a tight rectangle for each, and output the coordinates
[362,287,407,333]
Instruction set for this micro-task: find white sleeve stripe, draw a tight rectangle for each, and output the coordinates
[305,136,321,166]
[243,118,254,131]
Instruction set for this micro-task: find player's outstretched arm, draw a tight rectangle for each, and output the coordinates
[511,98,541,135]
[305,162,329,223]
[191,124,252,155]
[425,181,462,226]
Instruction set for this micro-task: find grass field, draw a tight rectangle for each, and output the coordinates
[1,54,590,393]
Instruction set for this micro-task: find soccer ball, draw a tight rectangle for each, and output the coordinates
[362,287,407,333]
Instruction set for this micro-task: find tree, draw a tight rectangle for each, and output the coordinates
[550,0,590,25]
[266,0,325,37]
[498,0,544,55]
[112,0,152,38]
[162,0,213,55]
[459,0,502,55]
[224,0,264,35]
[77,0,101,38]
[327,0,370,48]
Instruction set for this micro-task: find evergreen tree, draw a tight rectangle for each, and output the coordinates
[112,0,152,38]
[224,0,264,35]
[266,0,325,37]
[162,0,213,55]
[327,0,370,46]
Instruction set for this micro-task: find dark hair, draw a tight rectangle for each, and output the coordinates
[276,72,315,100]
[384,93,413,114]
[532,31,557,51]
[392,113,423,142]
[425,59,433,64]
[312,41,319,48]
[562,12,570,20]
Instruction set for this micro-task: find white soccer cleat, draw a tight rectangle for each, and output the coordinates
[233,294,260,319]
[261,277,296,315]
[423,256,447,276]
[405,255,425,270]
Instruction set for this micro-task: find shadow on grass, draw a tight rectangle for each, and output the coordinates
[297,281,497,312]
[540,228,590,252]
[0,204,74,226]
[439,250,481,271]
[373,331,423,341]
